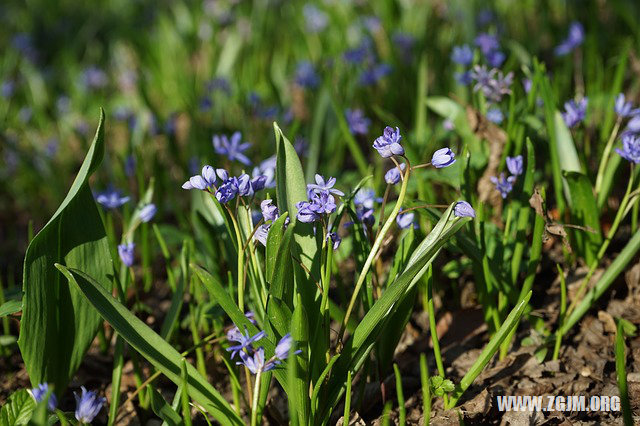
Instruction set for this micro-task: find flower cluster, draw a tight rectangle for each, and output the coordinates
[471,65,513,103]
[254,199,282,246]
[554,21,585,56]
[213,132,251,165]
[373,126,404,158]
[616,134,640,164]
[29,383,106,423]
[490,155,523,199]
[561,97,588,128]
[352,188,380,226]
[295,175,343,223]
[475,33,505,67]
[182,165,267,204]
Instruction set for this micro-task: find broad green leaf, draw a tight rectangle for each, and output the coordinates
[18,110,113,392]
[0,390,36,426]
[266,214,294,304]
[0,299,22,317]
[289,294,310,426]
[265,212,290,283]
[554,112,581,175]
[149,386,183,426]
[55,265,243,426]
[563,171,602,264]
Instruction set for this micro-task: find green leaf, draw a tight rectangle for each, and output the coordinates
[266,214,294,304]
[18,109,113,392]
[563,171,602,264]
[0,299,22,317]
[54,265,243,426]
[289,294,310,426]
[265,212,290,283]
[149,386,183,426]
[0,390,36,426]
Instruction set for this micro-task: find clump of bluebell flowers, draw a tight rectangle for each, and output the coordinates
[491,155,523,199]
[296,175,344,224]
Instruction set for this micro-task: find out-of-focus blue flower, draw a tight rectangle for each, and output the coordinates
[216,179,239,203]
[45,138,59,158]
[343,38,373,65]
[392,32,415,62]
[96,188,130,209]
[396,210,416,229]
[471,66,513,103]
[506,155,524,176]
[18,107,32,123]
[451,44,474,66]
[227,328,266,359]
[295,61,320,89]
[238,347,277,374]
[254,224,270,246]
[296,200,320,223]
[206,77,232,95]
[490,173,516,198]
[253,155,276,188]
[125,155,136,178]
[213,132,251,165]
[139,204,157,223]
[1,80,16,98]
[616,134,640,164]
[385,163,405,185]
[476,9,495,27]
[81,66,108,90]
[454,71,472,86]
[118,243,135,267]
[615,93,639,118]
[199,96,213,111]
[362,15,382,33]
[273,333,301,362]
[261,199,279,222]
[294,137,308,157]
[486,108,504,124]
[485,50,505,68]
[523,78,533,94]
[431,148,456,168]
[74,387,106,423]
[303,4,328,33]
[307,174,344,197]
[561,97,588,128]
[29,384,57,411]
[182,165,217,190]
[554,21,585,56]
[474,33,499,55]
[373,126,404,158]
[358,63,392,86]
[454,201,476,218]
[327,232,341,250]
[354,188,380,209]
[345,108,371,135]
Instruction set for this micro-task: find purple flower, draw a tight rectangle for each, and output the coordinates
[359,63,392,86]
[238,347,276,374]
[253,155,276,188]
[385,163,406,185]
[451,44,473,66]
[343,39,373,64]
[118,243,135,267]
[296,201,320,223]
[474,33,499,55]
[29,383,57,411]
[182,165,217,190]
[626,116,640,133]
[506,155,524,176]
[615,93,639,118]
[295,61,320,89]
[303,4,328,33]
[454,71,472,86]
[216,179,239,204]
[96,188,130,209]
[74,387,107,423]
[308,192,337,215]
[273,333,301,361]
[431,147,456,168]
[485,50,505,68]
[1,80,16,98]
[345,109,371,135]
[227,328,266,359]
[327,232,341,250]
[562,97,588,128]
[261,199,279,222]
[454,201,476,218]
[307,174,344,197]
[213,132,251,165]
[616,134,640,164]
[81,66,108,90]
[396,211,416,229]
[486,108,504,124]
[354,188,378,209]
[139,204,157,223]
[254,224,270,246]
[471,66,513,103]
[490,173,516,198]
[554,22,585,56]
[373,126,404,158]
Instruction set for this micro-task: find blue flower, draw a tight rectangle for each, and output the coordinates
[392,32,415,62]
[454,71,472,86]
[1,80,16,98]
[238,347,276,374]
[96,188,130,209]
[354,188,380,209]
[295,61,320,89]
[182,165,218,190]
[506,155,524,176]
[486,108,504,124]
[29,383,57,411]
[471,66,513,103]
[454,201,476,218]
[18,107,32,123]
[485,50,505,68]
[327,232,341,250]
[359,63,392,86]
[124,155,136,177]
[227,328,266,359]
[74,387,107,423]
[261,199,279,222]
[561,97,587,128]
[118,243,135,267]
[273,333,301,361]
[490,173,516,198]
[215,179,239,204]
[554,22,585,56]
[254,224,270,246]
[345,109,371,135]
[296,200,320,223]
[615,93,639,118]
[303,4,328,33]
[385,163,405,185]
[431,148,456,168]
[474,33,499,55]
[81,66,108,90]
[308,192,337,215]
[451,44,473,66]
[616,134,640,164]
[343,39,373,64]
[396,210,416,229]
[213,132,251,165]
[139,204,157,223]
[253,155,277,188]
[373,126,404,158]
[307,174,344,197]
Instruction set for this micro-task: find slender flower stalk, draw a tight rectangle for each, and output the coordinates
[595,117,622,194]
[250,369,262,426]
[338,158,411,346]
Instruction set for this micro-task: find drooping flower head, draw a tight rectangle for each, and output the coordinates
[254,224,271,246]
[431,147,456,168]
[345,109,371,135]
[373,126,404,158]
[213,132,251,165]
[396,210,416,229]
[74,387,107,423]
[454,201,476,218]
[139,203,157,223]
[490,173,516,198]
[29,383,57,411]
[182,165,218,190]
[561,97,588,128]
[506,155,524,176]
[385,163,406,185]
[118,243,135,267]
[554,21,585,56]
[261,199,279,222]
[238,347,271,374]
[96,188,130,209]
[616,134,640,164]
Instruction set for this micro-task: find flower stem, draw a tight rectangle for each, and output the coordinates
[425,265,449,408]
[250,369,262,426]
[595,118,621,194]
[338,158,411,348]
